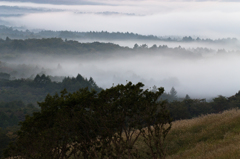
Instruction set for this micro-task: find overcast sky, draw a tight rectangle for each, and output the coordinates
[0,0,240,38]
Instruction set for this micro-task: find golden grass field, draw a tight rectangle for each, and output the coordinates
[164,109,240,159]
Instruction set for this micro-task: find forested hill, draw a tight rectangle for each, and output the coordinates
[0,74,102,104]
[0,38,127,55]
[0,25,159,41]
[0,37,205,60]
[0,25,238,43]
[0,37,213,59]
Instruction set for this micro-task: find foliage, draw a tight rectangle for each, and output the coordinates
[0,101,39,129]
[167,99,211,120]
[141,100,171,158]
[3,82,172,159]
[169,87,177,101]
[166,91,240,121]
[0,128,13,158]
[0,101,39,157]
[0,74,102,104]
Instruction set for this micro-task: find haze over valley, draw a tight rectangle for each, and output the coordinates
[1,0,240,99]
[0,34,240,99]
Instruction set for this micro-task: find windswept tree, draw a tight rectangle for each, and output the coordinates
[4,82,172,159]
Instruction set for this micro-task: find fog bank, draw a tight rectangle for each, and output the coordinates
[4,50,240,99]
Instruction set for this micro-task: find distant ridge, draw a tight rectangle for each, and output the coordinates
[0,25,238,43]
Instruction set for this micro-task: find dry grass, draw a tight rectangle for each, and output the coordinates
[171,109,240,130]
[165,108,240,159]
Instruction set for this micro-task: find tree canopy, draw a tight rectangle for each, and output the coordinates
[4,82,172,159]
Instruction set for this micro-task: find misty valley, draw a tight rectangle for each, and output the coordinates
[1,26,240,98]
[1,0,240,158]
[1,26,240,158]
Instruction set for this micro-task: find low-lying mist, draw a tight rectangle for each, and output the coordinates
[4,48,240,99]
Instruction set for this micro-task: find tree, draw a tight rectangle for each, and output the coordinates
[5,37,11,42]
[4,82,172,159]
[150,44,157,50]
[140,91,172,159]
[212,95,228,113]
[151,85,158,93]
[140,44,148,49]
[169,87,177,101]
[133,43,139,49]
[0,128,11,158]
[33,74,51,85]
[182,36,193,42]
[88,77,97,87]
[185,94,191,100]
[0,72,10,80]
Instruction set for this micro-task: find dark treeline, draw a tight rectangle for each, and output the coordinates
[166,92,240,121]
[0,37,233,61]
[157,87,240,121]
[0,25,159,41]
[148,86,240,121]
[0,73,102,104]
[0,38,127,56]
[0,25,239,43]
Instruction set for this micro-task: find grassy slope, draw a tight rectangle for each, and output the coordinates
[164,109,240,159]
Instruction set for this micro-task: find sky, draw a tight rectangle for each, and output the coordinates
[0,0,240,38]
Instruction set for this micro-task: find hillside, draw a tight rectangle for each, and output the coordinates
[164,109,240,159]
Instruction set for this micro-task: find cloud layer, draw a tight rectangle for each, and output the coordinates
[1,1,240,38]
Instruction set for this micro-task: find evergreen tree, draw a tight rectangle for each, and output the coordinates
[170,87,177,100]
[185,94,191,100]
